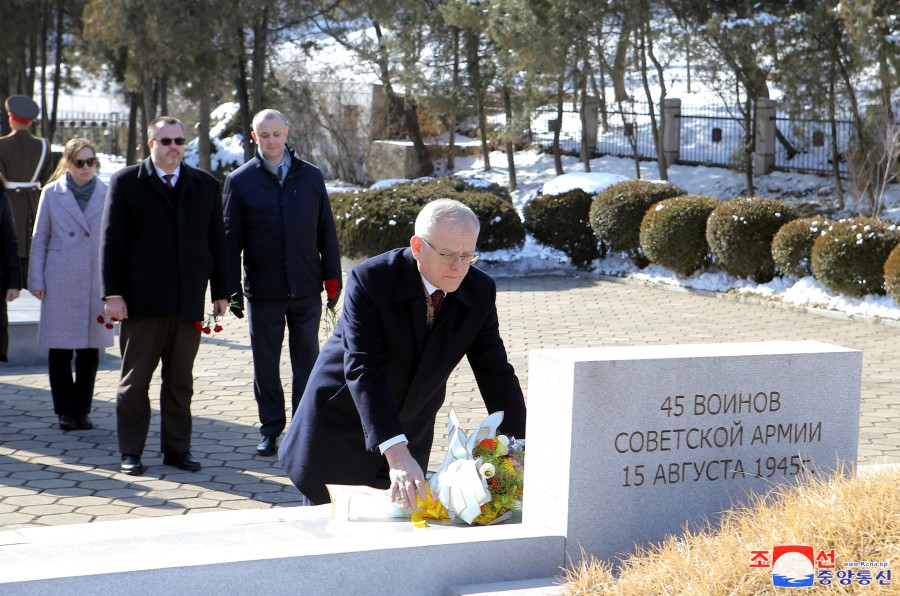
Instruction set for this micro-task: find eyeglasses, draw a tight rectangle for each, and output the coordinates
[72,157,97,168]
[420,237,479,265]
[153,137,186,146]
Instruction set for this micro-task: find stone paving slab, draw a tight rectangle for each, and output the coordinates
[0,269,898,530]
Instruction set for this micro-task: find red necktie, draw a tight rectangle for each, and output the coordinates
[431,289,445,318]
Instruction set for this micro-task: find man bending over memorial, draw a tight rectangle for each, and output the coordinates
[279,199,526,508]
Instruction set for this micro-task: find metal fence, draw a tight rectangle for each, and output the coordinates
[45,111,128,156]
[527,101,859,177]
[772,114,854,175]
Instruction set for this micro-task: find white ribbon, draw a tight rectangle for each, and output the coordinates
[429,408,504,523]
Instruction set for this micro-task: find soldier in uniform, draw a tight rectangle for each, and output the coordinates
[0,95,54,285]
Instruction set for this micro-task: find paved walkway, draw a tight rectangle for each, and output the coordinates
[1,270,898,529]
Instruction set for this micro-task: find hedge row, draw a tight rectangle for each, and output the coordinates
[335,176,900,302]
[329,177,525,259]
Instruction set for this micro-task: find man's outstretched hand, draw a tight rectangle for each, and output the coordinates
[384,442,426,510]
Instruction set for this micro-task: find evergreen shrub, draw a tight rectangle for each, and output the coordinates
[705,197,799,282]
[771,217,832,278]
[523,189,599,268]
[589,180,686,267]
[329,177,525,259]
[639,195,719,276]
[885,245,900,304]
[810,218,900,297]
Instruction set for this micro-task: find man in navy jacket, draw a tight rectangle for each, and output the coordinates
[223,109,342,456]
[279,199,526,506]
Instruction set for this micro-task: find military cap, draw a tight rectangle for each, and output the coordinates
[5,95,40,122]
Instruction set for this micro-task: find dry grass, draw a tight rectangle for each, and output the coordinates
[561,467,899,595]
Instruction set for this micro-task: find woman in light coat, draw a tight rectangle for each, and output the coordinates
[29,138,113,431]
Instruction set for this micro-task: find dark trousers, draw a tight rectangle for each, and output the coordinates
[115,317,200,456]
[48,348,99,417]
[248,295,322,437]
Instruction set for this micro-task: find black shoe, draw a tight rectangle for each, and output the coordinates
[58,415,77,431]
[120,454,144,476]
[163,452,201,472]
[76,415,94,430]
[256,435,278,456]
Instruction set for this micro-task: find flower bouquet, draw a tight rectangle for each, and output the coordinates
[412,408,524,527]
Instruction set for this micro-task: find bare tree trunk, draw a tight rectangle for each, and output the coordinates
[234,27,254,162]
[25,9,38,95]
[827,77,845,210]
[553,76,564,175]
[578,53,591,172]
[372,19,431,176]
[49,0,63,143]
[198,93,212,172]
[502,84,517,191]
[640,22,668,180]
[611,11,634,103]
[251,3,270,112]
[744,96,754,196]
[446,27,460,172]
[837,54,875,210]
[39,0,49,139]
[127,92,139,165]
[160,76,168,116]
[465,30,490,172]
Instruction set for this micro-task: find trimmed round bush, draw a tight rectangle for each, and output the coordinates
[639,195,719,276]
[523,189,599,268]
[885,245,900,304]
[590,180,686,267]
[329,177,525,258]
[705,197,799,282]
[811,217,900,297]
[771,217,832,278]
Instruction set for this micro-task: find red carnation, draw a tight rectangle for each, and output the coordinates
[202,326,211,334]
[97,314,105,324]
[324,278,340,299]
[213,325,223,333]
[194,321,203,331]
[105,323,114,329]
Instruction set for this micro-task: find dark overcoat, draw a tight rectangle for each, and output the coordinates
[0,130,53,259]
[0,189,22,361]
[279,248,527,504]
[99,158,229,321]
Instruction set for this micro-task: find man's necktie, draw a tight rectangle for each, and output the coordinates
[164,174,174,189]
[430,289,445,328]
[277,165,284,184]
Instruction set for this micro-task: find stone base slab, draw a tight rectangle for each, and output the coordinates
[0,506,565,595]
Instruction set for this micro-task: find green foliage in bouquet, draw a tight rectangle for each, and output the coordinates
[811,217,900,297]
[471,435,525,525]
[329,178,525,259]
[771,217,833,278]
[639,194,719,276]
[706,197,799,282]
